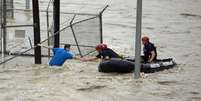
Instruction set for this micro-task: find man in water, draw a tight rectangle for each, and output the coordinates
[38,44,80,66]
[81,43,122,61]
[142,36,157,63]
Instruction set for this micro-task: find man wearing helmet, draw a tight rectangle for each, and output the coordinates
[81,43,122,61]
[142,36,157,63]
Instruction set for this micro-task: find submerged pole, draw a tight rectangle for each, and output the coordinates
[32,0,41,64]
[134,0,142,79]
[53,0,60,48]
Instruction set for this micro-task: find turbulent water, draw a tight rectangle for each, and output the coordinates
[0,0,201,101]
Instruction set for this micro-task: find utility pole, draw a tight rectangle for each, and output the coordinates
[53,0,60,48]
[134,0,142,79]
[32,0,41,64]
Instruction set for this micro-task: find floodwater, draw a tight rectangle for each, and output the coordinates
[0,0,201,100]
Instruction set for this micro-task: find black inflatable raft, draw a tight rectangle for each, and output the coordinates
[98,58,176,73]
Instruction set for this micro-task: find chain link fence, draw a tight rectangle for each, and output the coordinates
[0,0,107,65]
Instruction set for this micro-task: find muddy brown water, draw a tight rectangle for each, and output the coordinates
[0,0,201,101]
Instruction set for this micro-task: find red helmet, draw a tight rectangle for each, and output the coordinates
[142,36,149,42]
[95,43,107,51]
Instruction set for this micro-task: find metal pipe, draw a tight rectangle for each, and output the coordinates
[99,5,109,44]
[59,11,97,16]
[70,26,83,57]
[70,15,83,57]
[72,16,98,25]
[134,0,142,79]
[99,5,109,14]
[5,24,33,28]
[6,8,98,16]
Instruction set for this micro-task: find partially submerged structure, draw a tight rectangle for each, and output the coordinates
[0,0,108,65]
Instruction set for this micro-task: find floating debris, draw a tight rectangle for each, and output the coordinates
[76,85,107,91]
[180,13,201,18]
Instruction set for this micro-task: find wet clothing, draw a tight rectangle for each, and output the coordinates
[143,42,157,62]
[96,48,121,59]
[49,48,73,66]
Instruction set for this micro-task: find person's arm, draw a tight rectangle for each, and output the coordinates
[81,57,99,62]
[37,44,53,49]
[148,50,156,62]
[73,56,82,60]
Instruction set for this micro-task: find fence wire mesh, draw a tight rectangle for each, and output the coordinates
[0,0,105,65]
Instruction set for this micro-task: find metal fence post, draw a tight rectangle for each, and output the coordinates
[32,0,41,64]
[0,0,3,59]
[99,13,103,43]
[2,0,7,58]
[53,0,60,48]
[46,10,51,59]
[99,5,109,44]
[69,15,83,57]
